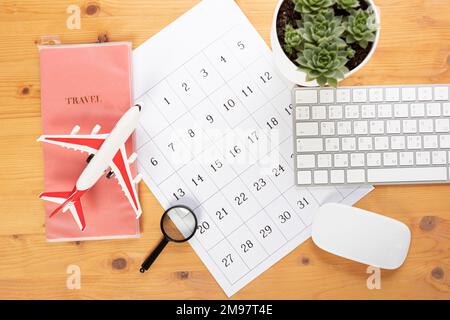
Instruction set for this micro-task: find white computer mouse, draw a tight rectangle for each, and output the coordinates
[311,203,411,269]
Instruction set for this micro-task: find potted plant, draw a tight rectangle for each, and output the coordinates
[271,0,381,87]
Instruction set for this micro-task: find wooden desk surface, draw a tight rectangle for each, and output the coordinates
[0,0,449,299]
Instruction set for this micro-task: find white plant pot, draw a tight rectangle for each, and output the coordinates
[270,0,381,86]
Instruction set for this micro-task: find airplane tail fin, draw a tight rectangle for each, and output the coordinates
[39,187,87,231]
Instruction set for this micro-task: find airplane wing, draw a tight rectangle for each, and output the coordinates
[37,134,109,155]
[39,191,86,231]
[109,145,142,218]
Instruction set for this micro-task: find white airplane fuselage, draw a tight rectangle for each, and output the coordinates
[76,105,141,191]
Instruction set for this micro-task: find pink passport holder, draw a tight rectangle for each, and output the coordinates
[39,42,140,241]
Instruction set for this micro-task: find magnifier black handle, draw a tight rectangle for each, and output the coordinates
[140,238,168,273]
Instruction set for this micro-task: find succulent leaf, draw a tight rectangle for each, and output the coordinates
[283,24,303,56]
[292,0,335,15]
[343,8,377,49]
[299,10,345,46]
[336,0,360,12]
[296,43,349,87]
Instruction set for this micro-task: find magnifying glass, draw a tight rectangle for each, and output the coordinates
[140,205,198,273]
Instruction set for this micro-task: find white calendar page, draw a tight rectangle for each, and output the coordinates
[133,0,373,296]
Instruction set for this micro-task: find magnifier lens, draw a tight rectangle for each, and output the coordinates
[162,207,197,242]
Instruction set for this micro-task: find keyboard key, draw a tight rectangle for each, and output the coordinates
[312,105,326,119]
[419,119,434,133]
[314,170,328,184]
[297,138,323,152]
[334,154,349,167]
[297,154,315,168]
[401,87,416,101]
[374,137,389,150]
[317,154,332,168]
[416,151,431,165]
[336,89,351,103]
[407,136,422,149]
[320,122,335,135]
[418,87,433,101]
[440,135,450,148]
[358,137,373,150]
[337,121,352,135]
[434,86,449,101]
[424,135,438,149]
[353,88,367,102]
[377,104,392,118]
[345,105,359,118]
[330,170,345,183]
[319,89,334,103]
[432,151,447,164]
[347,169,365,183]
[410,103,425,117]
[443,103,450,116]
[296,122,319,136]
[350,153,365,167]
[394,103,409,117]
[296,89,317,104]
[399,152,414,165]
[435,119,450,132]
[403,120,417,133]
[386,120,401,134]
[354,121,368,134]
[297,171,312,185]
[370,121,384,134]
[329,105,343,119]
[296,106,310,120]
[383,152,398,166]
[342,137,356,151]
[325,138,340,151]
[385,87,400,101]
[426,103,441,117]
[367,167,447,183]
[369,88,383,102]
[361,104,376,118]
[391,136,406,150]
[367,153,381,166]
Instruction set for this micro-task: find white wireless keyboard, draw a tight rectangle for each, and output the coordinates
[293,84,450,185]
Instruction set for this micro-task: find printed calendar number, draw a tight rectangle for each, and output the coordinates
[297,197,310,209]
[197,221,210,234]
[237,40,245,50]
[266,117,279,130]
[253,178,267,191]
[191,174,204,186]
[216,207,230,220]
[222,253,234,267]
[234,192,248,206]
[187,129,195,137]
[229,145,242,158]
[210,159,223,172]
[182,82,190,92]
[241,85,254,97]
[200,68,208,78]
[272,164,285,177]
[259,225,272,238]
[247,130,259,144]
[278,211,292,224]
[284,103,293,116]
[223,99,236,111]
[164,97,171,105]
[173,188,185,201]
[259,71,272,84]
[240,240,254,253]
[150,157,158,166]
[206,114,214,124]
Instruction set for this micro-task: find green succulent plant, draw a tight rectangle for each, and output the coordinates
[336,0,360,12]
[343,8,377,49]
[292,0,335,15]
[299,10,346,47]
[296,42,350,87]
[284,24,303,56]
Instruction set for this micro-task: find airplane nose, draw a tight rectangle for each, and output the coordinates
[135,104,142,112]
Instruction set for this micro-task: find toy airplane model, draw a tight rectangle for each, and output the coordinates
[38,105,143,231]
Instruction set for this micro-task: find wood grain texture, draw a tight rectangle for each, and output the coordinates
[0,0,449,299]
